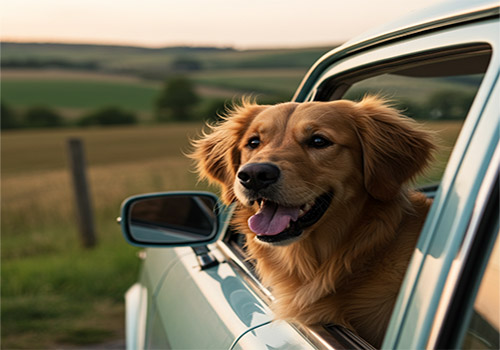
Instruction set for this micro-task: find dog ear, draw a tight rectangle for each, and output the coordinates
[353,97,435,201]
[190,101,267,204]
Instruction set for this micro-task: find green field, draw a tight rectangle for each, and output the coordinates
[1,124,212,349]
[1,42,328,121]
[1,78,159,112]
[191,68,306,97]
[1,67,306,122]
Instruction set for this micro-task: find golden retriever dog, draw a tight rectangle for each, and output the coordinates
[191,96,434,347]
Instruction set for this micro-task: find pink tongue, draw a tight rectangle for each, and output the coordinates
[248,201,300,236]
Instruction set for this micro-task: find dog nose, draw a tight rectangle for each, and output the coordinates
[237,163,280,191]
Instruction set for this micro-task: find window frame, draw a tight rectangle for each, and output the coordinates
[312,43,491,103]
[215,18,499,350]
[431,147,499,349]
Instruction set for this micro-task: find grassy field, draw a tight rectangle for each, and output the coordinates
[1,123,215,349]
[190,68,306,98]
[1,43,329,120]
[1,77,158,112]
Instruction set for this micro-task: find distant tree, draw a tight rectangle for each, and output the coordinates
[170,57,202,72]
[24,106,64,128]
[427,90,475,120]
[155,76,200,122]
[77,107,137,126]
[1,103,22,129]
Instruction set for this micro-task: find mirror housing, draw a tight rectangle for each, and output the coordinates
[120,191,229,247]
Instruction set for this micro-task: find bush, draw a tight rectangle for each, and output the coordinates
[1,103,22,129]
[77,107,137,127]
[24,106,65,128]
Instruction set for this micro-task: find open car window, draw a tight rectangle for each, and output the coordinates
[227,44,492,258]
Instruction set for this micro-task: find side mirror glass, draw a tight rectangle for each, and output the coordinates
[120,192,223,247]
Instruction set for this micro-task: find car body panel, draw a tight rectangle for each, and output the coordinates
[232,320,316,350]
[125,282,147,350]
[129,245,316,349]
[156,246,269,349]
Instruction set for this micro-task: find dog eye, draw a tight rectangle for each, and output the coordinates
[308,135,333,149]
[247,137,261,149]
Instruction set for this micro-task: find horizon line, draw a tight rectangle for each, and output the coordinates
[0,38,341,51]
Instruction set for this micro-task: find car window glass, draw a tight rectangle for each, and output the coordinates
[461,234,500,349]
[337,49,490,187]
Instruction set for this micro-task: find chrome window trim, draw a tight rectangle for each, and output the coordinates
[426,144,500,349]
[303,20,497,102]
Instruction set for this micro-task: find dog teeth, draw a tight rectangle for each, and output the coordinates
[299,202,313,218]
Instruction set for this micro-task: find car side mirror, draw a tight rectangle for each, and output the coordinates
[120,192,228,247]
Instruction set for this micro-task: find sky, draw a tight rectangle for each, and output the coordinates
[1,0,446,49]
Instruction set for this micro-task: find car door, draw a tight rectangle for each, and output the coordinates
[138,243,317,350]
[149,245,270,349]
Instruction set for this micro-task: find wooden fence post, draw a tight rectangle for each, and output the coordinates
[67,138,97,248]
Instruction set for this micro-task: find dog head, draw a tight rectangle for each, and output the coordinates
[191,97,434,245]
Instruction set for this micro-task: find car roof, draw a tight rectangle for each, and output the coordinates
[293,0,500,101]
[344,0,499,48]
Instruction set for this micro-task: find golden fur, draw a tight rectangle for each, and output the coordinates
[191,97,434,347]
